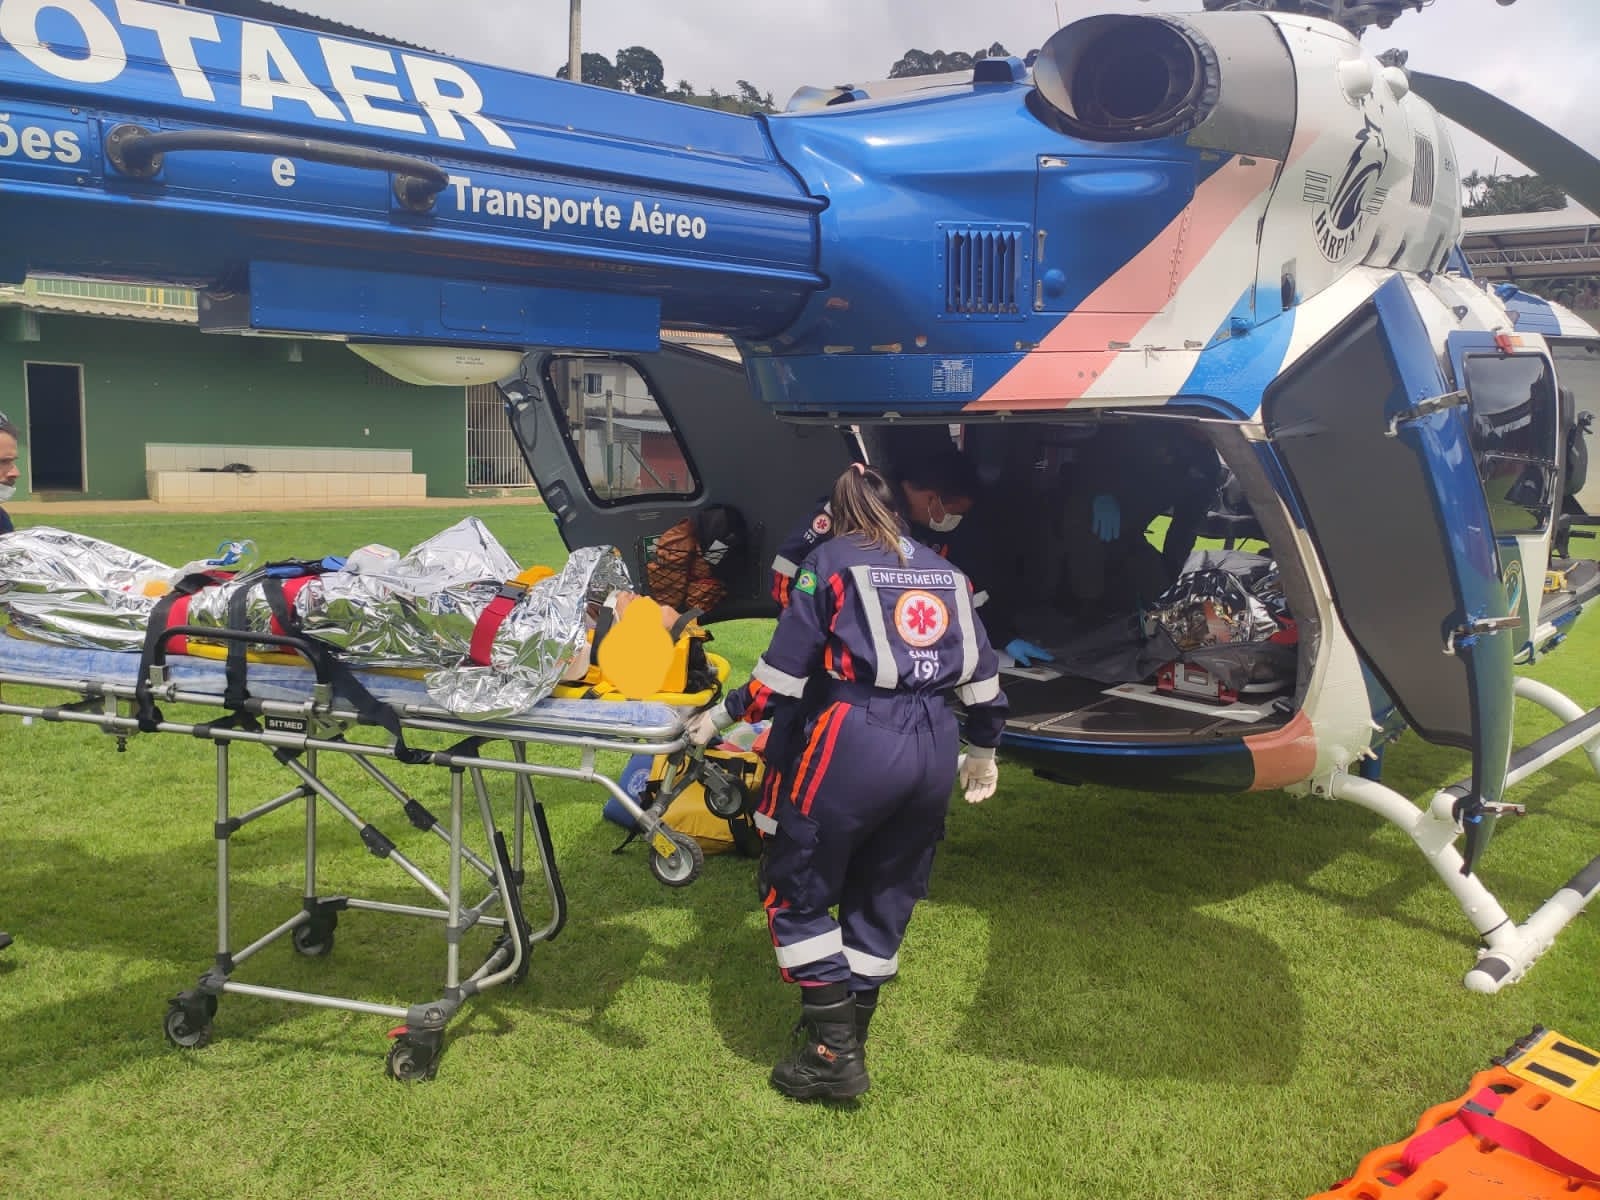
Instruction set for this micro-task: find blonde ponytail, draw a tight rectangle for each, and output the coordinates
[830,463,906,563]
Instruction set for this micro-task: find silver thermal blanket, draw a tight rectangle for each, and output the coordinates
[0,519,631,717]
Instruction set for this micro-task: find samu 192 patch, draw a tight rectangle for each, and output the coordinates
[795,569,818,595]
[893,589,949,647]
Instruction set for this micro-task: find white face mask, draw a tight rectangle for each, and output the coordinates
[0,482,14,502]
[926,501,963,534]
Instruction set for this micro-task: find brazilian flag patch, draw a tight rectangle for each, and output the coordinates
[795,569,818,595]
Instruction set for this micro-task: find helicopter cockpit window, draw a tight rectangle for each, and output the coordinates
[1461,353,1558,536]
[546,356,699,505]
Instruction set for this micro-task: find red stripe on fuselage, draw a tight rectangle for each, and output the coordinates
[966,158,1277,411]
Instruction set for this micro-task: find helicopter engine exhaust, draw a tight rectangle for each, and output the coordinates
[1033,15,1215,142]
[1032,12,1298,160]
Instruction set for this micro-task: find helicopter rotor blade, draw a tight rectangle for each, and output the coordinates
[1409,70,1600,214]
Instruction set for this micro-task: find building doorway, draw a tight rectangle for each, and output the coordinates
[24,362,86,492]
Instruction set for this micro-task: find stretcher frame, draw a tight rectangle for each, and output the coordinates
[0,628,704,1081]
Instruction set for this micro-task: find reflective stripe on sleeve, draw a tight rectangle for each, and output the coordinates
[957,675,1001,706]
[844,947,900,980]
[771,554,799,578]
[752,657,808,698]
[850,564,900,690]
[952,577,979,684]
[774,927,844,970]
[972,589,990,608]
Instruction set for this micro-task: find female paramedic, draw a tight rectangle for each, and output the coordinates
[686,463,1008,1102]
[749,440,1044,852]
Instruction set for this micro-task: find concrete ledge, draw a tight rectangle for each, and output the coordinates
[146,470,427,503]
[145,443,413,474]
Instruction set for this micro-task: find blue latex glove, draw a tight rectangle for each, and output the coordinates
[1005,638,1055,667]
[1090,493,1121,542]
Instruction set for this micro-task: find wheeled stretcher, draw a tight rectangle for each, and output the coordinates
[0,626,715,1081]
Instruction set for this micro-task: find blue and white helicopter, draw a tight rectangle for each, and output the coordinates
[2,0,1599,991]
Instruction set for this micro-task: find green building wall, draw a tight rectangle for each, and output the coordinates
[0,312,468,501]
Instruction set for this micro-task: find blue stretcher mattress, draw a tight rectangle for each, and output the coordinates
[0,633,685,735]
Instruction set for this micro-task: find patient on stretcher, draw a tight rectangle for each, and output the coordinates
[0,518,711,716]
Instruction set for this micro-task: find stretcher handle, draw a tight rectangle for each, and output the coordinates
[151,625,333,687]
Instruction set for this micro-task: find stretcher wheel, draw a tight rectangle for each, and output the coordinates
[649,828,704,888]
[163,996,213,1050]
[703,772,749,820]
[385,1035,440,1083]
[292,919,336,957]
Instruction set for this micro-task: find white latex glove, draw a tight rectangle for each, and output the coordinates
[685,701,731,748]
[958,746,999,804]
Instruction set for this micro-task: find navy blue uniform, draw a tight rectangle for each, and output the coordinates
[759,496,1010,838]
[726,532,1007,991]
[0,507,12,535]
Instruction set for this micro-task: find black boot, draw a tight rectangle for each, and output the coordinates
[770,989,869,1101]
[0,931,12,952]
[852,987,879,1045]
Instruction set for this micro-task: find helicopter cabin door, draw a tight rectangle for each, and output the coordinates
[504,343,857,620]
[1263,276,1515,817]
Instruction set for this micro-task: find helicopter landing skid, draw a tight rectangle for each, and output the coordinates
[1330,675,1600,994]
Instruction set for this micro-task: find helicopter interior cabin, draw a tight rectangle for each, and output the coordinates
[861,416,1318,750]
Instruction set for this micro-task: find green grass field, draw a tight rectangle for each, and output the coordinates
[2,506,1598,1199]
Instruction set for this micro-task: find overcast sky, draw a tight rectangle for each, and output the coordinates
[293,0,1597,181]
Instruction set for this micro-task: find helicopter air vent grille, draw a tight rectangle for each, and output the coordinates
[1411,137,1436,207]
[944,228,1022,314]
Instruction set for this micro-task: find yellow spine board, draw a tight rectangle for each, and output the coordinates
[550,652,729,706]
[178,642,729,704]
[513,566,558,588]
[181,640,429,677]
[643,748,764,855]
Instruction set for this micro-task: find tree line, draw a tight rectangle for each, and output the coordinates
[1462,170,1567,217]
[555,46,775,113]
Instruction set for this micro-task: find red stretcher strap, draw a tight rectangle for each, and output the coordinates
[1455,1107,1600,1183]
[1395,1084,1600,1186]
[161,573,312,649]
[1397,1087,1504,1174]
[468,583,525,667]
[268,576,314,636]
[166,594,194,657]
